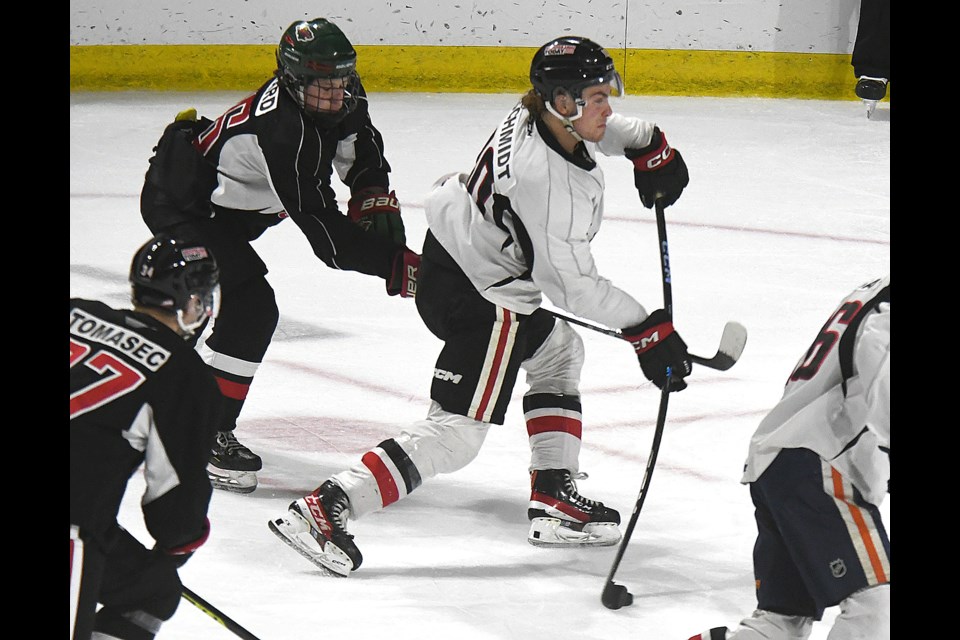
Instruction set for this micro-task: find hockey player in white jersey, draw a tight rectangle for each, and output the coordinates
[689,276,890,640]
[268,36,693,576]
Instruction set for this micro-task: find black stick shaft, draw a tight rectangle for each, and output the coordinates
[602,199,673,597]
[182,586,262,640]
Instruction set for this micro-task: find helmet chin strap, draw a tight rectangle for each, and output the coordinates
[546,99,584,142]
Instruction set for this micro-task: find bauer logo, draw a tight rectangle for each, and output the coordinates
[434,368,463,384]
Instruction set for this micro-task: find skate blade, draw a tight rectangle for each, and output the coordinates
[267,516,352,578]
[207,467,258,494]
[527,518,621,548]
[862,99,878,119]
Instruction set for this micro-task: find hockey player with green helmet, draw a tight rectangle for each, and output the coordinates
[140,18,419,495]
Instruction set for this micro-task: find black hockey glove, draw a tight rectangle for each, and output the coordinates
[625,127,689,209]
[155,517,210,569]
[622,310,692,391]
[348,187,407,246]
[387,248,420,299]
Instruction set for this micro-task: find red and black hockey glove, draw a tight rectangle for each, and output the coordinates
[155,517,210,568]
[387,248,420,299]
[622,310,692,391]
[625,126,689,209]
[347,187,407,246]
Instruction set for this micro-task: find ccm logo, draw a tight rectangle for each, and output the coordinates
[433,368,463,384]
[643,145,673,170]
[304,495,333,538]
[361,196,399,211]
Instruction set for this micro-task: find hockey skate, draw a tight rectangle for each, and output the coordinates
[268,480,362,577]
[527,469,621,547]
[687,628,728,640]
[208,430,262,493]
[855,76,887,119]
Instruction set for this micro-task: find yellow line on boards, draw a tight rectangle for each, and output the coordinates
[70,44,886,101]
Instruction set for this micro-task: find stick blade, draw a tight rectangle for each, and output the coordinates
[691,321,747,371]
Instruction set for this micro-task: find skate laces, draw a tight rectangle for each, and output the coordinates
[319,483,353,536]
[565,471,601,508]
[216,431,255,458]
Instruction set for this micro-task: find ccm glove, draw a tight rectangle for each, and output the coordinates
[625,126,689,209]
[348,187,407,246]
[154,517,210,568]
[622,309,692,391]
[387,248,420,298]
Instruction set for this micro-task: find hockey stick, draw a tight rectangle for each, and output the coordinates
[600,198,673,610]
[545,310,747,372]
[182,586,263,640]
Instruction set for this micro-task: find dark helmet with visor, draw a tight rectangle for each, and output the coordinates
[530,36,623,121]
[276,18,361,126]
[130,233,220,337]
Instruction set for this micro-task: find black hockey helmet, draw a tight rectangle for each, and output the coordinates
[530,37,623,119]
[276,18,361,125]
[130,233,220,336]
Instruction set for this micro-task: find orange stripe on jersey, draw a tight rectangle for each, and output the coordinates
[362,451,400,507]
[831,467,888,583]
[214,376,249,400]
[526,415,583,438]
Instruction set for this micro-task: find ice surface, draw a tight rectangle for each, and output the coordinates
[70,91,889,639]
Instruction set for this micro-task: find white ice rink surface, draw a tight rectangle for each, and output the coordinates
[70,91,889,640]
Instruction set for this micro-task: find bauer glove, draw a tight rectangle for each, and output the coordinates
[625,126,689,209]
[387,248,420,298]
[622,310,692,391]
[348,187,407,246]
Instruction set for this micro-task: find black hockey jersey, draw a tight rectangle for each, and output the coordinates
[142,75,403,280]
[69,299,219,552]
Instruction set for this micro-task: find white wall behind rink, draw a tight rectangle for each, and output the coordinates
[70,0,862,54]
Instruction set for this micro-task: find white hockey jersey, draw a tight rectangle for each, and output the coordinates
[741,276,890,505]
[424,101,659,330]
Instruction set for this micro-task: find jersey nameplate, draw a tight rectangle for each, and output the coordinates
[70,309,171,371]
[255,78,281,117]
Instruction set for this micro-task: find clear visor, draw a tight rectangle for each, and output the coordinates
[548,70,625,123]
[607,70,625,98]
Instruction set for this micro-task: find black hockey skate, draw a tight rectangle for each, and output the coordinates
[855,76,887,119]
[527,469,621,547]
[268,480,362,577]
[208,430,262,493]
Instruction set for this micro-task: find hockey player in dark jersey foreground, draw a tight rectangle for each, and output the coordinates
[140,17,419,494]
[689,276,890,640]
[70,233,221,640]
[268,36,694,577]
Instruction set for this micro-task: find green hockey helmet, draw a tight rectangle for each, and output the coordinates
[276,18,361,125]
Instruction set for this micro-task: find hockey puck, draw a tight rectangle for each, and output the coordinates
[601,582,634,610]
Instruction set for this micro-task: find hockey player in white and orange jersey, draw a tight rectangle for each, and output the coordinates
[689,275,890,640]
[268,36,695,577]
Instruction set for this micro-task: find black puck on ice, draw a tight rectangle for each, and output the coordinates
[601,582,634,610]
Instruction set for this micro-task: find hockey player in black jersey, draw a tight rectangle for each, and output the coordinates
[70,233,222,640]
[268,36,693,576]
[139,17,420,494]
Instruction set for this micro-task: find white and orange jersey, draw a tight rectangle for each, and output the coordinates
[742,276,890,505]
